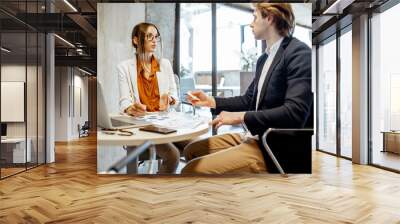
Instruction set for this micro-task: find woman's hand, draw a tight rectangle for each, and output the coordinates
[159,93,170,111]
[186,90,216,108]
[125,102,147,116]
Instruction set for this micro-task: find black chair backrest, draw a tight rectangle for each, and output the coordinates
[263,95,314,174]
[82,121,90,129]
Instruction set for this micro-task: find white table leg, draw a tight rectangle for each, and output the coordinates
[148,145,156,174]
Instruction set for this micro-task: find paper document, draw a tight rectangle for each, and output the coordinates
[135,112,209,129]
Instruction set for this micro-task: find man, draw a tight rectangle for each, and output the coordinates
[182,3,313,174]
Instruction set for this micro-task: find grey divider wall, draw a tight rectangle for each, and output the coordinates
[97,3,145,173]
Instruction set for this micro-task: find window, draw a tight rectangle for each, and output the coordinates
[370,3,400,171]
[179,3,312,135]
[294,25,312,48]
[0,1,47,179]
[216,4,262,99]
[317,37,337,154]
[179,3,212,118]
[340,28,352,158]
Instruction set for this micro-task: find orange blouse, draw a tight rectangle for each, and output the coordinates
[137,56,161,112]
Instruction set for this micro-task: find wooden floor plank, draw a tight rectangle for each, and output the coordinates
[0,135,400,223]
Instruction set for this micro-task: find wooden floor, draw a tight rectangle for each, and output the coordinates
[372,150,400,171]
[1,167,26,178]
[1,135,400,223]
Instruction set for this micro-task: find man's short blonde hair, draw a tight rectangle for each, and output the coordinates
[253,3,295,37]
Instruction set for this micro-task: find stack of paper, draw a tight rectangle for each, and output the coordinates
[140,112,209,129]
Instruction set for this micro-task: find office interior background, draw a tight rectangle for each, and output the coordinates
[1,0,400,222]
[2,0,399,177]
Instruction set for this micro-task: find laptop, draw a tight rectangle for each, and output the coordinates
[97,82,150,129]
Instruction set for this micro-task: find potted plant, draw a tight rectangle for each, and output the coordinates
[240,47,258,72]
[240,48,258,94]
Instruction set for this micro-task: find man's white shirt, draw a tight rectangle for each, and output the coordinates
[243,37,284,140]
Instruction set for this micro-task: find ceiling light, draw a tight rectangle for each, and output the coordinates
[54,34,75,48]
[1,47,11,53]
[63,0,78,12]
[322,0,354,15]
[78,67,92,76]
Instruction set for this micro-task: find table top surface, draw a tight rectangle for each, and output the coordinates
[381,131,400,134]
[1,138,28,143]
[97,112,211,146]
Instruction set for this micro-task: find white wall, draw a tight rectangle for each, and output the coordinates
[55,67,68,141]
[71,74,89,138]
[1,65,27,141]
[97,3,145,173]
[97,3,145,114]
[1,65,37,138]
[1,64,46,164]
[146,3,175,64]
[54,67,89,141]
[1,65,26,125]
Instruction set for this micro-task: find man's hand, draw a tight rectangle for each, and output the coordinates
[125,102,147,116]
[210,111,246,129]
[186,90,216,108]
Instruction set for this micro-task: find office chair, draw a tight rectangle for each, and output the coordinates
[108,141,153,173]
[78,121,90,138]
[261,95,315,176]
[174,75,197,114]
[261,128,314,176]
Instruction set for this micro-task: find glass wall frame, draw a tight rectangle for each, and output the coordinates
[0,0,47,179]
[369,0,400,172]
[315,24,353,160]
[339,25,352,159]
[316,34,337,156]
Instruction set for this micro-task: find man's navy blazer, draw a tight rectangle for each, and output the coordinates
[212,36,313,171]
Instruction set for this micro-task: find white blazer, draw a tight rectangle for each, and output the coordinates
[117,57,178,113]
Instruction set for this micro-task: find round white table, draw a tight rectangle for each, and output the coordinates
[97,123,209,146]
[97,112,210,174]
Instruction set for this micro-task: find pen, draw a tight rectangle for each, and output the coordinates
[186,91,200,101]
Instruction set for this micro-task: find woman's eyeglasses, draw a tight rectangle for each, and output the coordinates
[146,33,161,42]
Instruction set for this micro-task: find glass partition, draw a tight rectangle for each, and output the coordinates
[339,28,352,158]
[317,36,337,155]
[179,3,212,118]
[1,26,28,178]
[370,3,400,171]
[0,1,46,179]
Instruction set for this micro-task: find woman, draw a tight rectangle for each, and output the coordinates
[117,22,179,173]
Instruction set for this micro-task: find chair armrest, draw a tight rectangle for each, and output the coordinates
[263,128,314,135]
[261,128,314,176]
[181,101,193,106]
